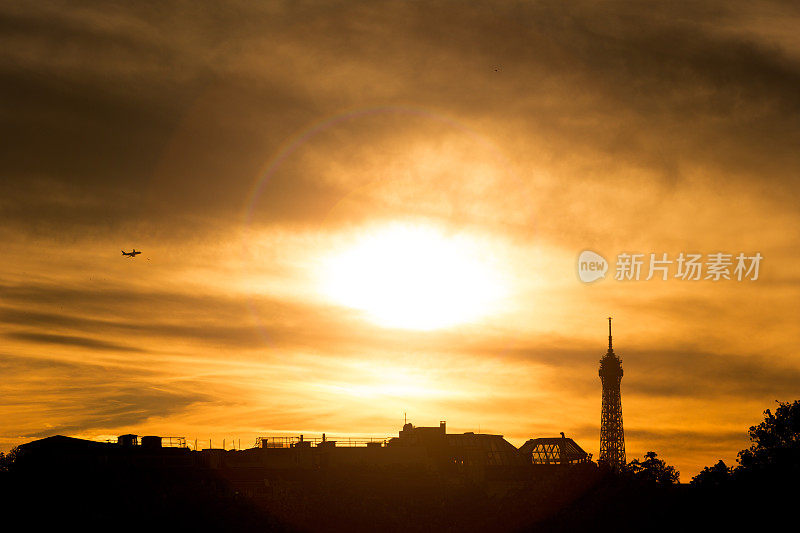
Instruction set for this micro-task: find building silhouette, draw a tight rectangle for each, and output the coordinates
[13,421,591,493]
[599,317,625,467]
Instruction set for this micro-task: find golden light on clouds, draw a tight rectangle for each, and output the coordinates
[318,223,509,330]
[2,0,800,483]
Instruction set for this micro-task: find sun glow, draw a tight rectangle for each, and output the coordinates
[320,224,508,330]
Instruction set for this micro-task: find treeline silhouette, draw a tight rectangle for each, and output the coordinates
[681,400,800,531]
[1,400,797,532]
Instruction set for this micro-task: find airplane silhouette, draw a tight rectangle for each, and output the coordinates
[121,249,142,258]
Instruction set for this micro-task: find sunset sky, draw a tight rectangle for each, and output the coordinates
[2,0,800,480]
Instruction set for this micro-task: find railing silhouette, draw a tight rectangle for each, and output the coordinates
[254,436,388,449]
[101,436,188,448]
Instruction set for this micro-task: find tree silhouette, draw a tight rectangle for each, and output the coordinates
[686,401,800,531]
[690,460,732,487]
[0,447,19,472]
[628,451,679,484]
[736,400,800,478]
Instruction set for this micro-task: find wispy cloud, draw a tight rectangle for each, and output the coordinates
[0,353,210,438]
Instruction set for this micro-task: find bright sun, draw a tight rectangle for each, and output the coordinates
[320,224,507,330]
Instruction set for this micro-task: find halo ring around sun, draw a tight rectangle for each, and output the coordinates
[240,104,524,336]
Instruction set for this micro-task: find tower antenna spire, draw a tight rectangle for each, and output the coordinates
[608,316,613,351]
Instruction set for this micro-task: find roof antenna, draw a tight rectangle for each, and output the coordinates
[608,316,613,351]
[404,411,407,425]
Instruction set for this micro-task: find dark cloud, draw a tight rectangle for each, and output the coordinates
[3,0,800,237]
[0,353,210,438]
[0,283,347,351]
[624,428,746,451]
[4,277,797,405]
[0,282,484,354]
[5,331,146,353]
[464,337,800,401]
[19,386,206,438]
[622,349,800,399]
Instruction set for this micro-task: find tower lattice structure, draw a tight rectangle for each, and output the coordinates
[599,317,625,467]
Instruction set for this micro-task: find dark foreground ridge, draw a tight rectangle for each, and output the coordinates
[1,412,797,532]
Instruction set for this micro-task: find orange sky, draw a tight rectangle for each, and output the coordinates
[2,0,800,481]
